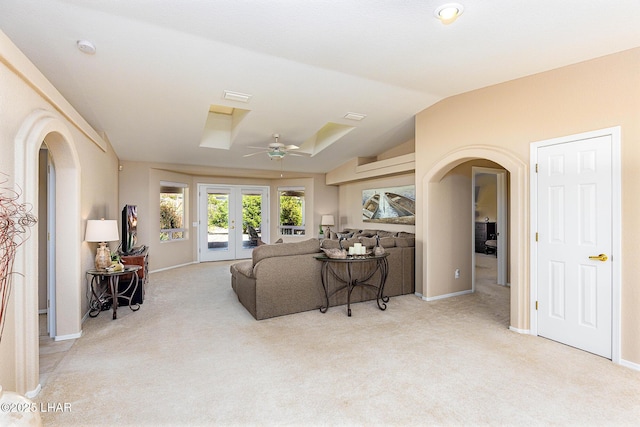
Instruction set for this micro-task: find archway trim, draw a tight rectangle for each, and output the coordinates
[13,109,82,396]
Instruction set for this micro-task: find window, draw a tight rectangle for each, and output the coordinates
[160,181,187,241]
[278,187,305,236]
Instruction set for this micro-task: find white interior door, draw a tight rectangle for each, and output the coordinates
[198,185,268,262]
[536,134,612,358]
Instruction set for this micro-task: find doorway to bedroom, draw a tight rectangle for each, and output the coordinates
[472,167,508,292]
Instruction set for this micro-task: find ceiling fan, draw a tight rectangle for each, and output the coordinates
[243,134,308,160]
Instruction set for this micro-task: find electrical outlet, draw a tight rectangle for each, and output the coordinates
[455,268,460,279]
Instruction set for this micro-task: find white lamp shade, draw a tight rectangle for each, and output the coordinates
[321,215,335,226]
[85,219,119,242]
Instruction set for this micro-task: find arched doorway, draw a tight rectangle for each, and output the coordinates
[13,110,81,396]
[421,145,529,332]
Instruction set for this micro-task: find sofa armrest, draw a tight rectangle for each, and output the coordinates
[253,254,325,319]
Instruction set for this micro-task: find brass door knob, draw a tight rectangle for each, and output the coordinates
[588,254,608,262]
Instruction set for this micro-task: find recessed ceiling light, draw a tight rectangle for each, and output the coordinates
[223,90,252,103]
[76,40,96,54]
[434,3,464,24]
[344,112,367,121]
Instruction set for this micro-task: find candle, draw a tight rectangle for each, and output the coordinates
[349,247,355,255]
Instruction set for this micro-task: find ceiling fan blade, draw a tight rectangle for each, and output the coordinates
[283,144,299,150]
[243,151,267,157]
[287,152,311,157]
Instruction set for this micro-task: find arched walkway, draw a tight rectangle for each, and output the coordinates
[13,109,81,396]
[421,145,529,332]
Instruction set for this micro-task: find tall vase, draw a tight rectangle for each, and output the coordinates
[373,235,385,256]
[0,385,43,426]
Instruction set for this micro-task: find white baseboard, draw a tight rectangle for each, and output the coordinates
[54,331,82,341]
[423,289,473,301]
[509,326,530,334]
[25,383,41,399]
[620,358,640,372]
[150,261,197,274]
[414,292,423,298]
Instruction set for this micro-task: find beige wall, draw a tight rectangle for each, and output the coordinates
[377,139,415,161]
[1,31,119,393]
[416,47,640,365]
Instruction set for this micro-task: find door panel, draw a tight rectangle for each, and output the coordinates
[200,188,234,262]
[236,190,267,259]
[537,135,612,358]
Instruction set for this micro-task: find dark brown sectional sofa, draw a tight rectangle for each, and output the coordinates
[230,228,415,320]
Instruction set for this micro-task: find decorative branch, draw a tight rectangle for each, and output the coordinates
[0,174,37,343]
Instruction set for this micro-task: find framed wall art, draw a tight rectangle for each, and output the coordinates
[362,185,415,224]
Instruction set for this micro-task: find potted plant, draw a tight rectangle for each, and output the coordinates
[0,175,41,426]
[0,175,37,343]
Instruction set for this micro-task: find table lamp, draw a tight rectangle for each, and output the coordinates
[85,219,119,270]
[321,215,335,237]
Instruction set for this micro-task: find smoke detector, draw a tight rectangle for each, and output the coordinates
[77,40,96,55]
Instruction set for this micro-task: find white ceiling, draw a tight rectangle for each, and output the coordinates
[2,1,640,174]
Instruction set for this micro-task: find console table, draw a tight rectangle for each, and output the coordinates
[315,253,389,316]
[87,266,141,319]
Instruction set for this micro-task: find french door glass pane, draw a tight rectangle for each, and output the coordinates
[242,192,262,248]
[207,192,229,251]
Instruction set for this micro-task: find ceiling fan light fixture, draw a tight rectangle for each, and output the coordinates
[268,151,286,160]
[434,3,464,24]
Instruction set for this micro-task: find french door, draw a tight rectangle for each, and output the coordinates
[198,185,269,262]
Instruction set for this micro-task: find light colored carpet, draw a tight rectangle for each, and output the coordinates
[34,258,640,426]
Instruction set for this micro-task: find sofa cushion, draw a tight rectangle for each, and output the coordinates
[343,228,361,235]
[359,236,396,248]
[321,239,342,250]
[330,231,353,240]
[361,229,380,236]
[376,230,397,238]
[232,260,254,278]
[252,238,320,266]
[359,236,377,248]
[397,232,415,239]
[395,237,415,247]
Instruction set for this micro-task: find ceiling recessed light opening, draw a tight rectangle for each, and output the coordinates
[434,3,464,25]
